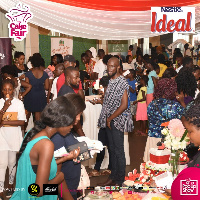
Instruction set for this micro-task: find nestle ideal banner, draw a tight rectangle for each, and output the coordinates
[151,7,195,33]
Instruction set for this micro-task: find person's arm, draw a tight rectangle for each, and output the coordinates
[19,79,32,99]
[1,120,25,126]
[47,79,53,103]
[133,90,146,105]
[0,98,12,124]
[129,86,135,94]
[25,76,29,83]
[176,92,186,108]
[44,78,49,91]
[152,76,158,88]
[18,73,25,80]
[107,89,128,129]
[35,140,65,197]
[55,148,80,165]
[73,121,85,136]
[78,89,85,100]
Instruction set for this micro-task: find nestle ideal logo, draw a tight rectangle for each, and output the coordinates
[151,7,195,33]
[5,3,33,41]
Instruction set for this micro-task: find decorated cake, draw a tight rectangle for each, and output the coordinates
[84,191,113,200]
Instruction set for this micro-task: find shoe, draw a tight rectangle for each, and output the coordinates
[97,178,116,187]
[88,169,101,177]
[101,169,111,176]
[6,189,14,198]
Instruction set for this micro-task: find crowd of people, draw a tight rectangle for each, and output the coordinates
[0,44,200,199]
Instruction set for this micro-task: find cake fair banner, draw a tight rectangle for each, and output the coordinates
[0,38,12,69]
[5,3,33,41]
[51,38,73,57]
[151,7,195,33]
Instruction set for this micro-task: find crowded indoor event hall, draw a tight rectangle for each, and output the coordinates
[0,0,200,199]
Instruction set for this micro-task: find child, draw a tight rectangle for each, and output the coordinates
[133,75,149,135]
[0,79,26,199]
[146,60,158,106]
[51,63,64,100]
[126,69,137,120]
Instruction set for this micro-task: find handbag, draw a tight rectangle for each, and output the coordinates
[67,141,91,164]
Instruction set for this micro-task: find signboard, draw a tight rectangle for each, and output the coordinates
[51,37,73,57]
[151,7,195,33]
[5,3,33,41]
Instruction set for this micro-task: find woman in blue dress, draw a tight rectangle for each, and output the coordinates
[24,54,49,122]
[11,94,85,200]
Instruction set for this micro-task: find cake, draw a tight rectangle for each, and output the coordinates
[84,191,113,200]
[146,147,171,173]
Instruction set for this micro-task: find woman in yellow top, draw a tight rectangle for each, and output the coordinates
[133,75,149,135]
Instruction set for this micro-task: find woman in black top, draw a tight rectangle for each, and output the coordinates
[12,51,28,79]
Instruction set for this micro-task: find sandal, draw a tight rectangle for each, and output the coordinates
[101,169,111,176]
[88,170,101,177]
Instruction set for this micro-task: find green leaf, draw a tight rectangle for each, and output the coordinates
[180,130,188,142]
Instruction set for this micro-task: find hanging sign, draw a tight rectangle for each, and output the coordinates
[5,3,33,41]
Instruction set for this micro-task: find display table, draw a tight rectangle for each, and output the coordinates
[82,97,130,169]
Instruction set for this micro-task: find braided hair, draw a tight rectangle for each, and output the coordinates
[16,93,85,165]
[184,101,200,129]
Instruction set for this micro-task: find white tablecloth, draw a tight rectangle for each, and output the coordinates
[82,101,130,169]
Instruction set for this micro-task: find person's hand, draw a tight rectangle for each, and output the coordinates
[67,147,80,161]
[107,118,111,129]
[18,93,23,101]
[19,74,25,80]
[133,101,137,105]
[89,100,96,105]
[165,189,171,196]
[3,98,12,111]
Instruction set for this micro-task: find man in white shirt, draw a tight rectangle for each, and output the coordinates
[93,49,106,79]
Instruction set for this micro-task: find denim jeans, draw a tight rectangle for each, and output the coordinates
[106,121,126,185]
[94,128,111,171]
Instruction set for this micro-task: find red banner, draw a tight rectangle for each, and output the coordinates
[47,0,198,11]
[0,38,12,69]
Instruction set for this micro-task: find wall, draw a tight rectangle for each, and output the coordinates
[149,35,160,47]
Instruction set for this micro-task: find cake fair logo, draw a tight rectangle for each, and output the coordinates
[151,7,195,33]
[5,3,33,41]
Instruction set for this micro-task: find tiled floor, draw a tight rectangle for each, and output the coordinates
[3,121,148,200]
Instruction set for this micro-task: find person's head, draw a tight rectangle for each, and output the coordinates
[182,56,193,68]
[175,68,197,98]
[54,63,64,78]
[100,76,110,90]
[127,69,136,80]
[64,66,80,89]
[102,54,113,66]
[85,50,93,59]
[63,55,76,69]
[184,43,189,50]
[183,104,200,146]
[16,93,86,164]
[145,59,156,71]
[175,52,183,66]
[189,66,200,81]
[107,57,120,78]
[14,51,25,65]
[75,60,80,70]
[136,54,143,63]
[1,65,15,79]
[154,78,177,99]
[143,54,150,62]
[129,45,133,51]
[98,49,105,59]
[52,54,63,66]
[162,68,177,79]
[154,63,160,75]
[157,54,165,64]
[126,55,133,64]
[140,75,149,87]
[156,46,162,54]
[30,55,43,68]
[2,79,15,99]
[81,53,90,65]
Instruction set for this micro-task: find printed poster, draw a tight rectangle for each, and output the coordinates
[51,37,73,57]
